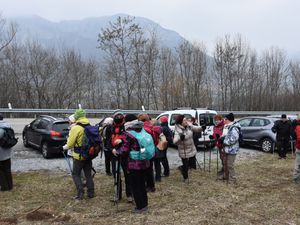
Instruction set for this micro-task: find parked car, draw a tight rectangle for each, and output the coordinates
[22,115,70,158]
[236,116,278,152]
[156,108,217,149]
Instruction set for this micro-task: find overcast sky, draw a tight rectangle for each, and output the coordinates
[1,0,299,57]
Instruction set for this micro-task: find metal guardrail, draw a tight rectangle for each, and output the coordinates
[0,108,164,115]
[0,108,298,116]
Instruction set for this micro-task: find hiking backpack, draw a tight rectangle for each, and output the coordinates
[128,128,155,160]
[0,127,18,149]
[75,124,103,160]
[229,126,243,145]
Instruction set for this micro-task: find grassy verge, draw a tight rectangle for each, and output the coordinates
[1,154,300,225]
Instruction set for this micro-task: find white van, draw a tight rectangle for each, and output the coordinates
[156,108,217,149]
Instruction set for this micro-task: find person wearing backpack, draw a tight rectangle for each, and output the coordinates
[100,117,116,176]
[111,112,133,202]
[138,113,161,191]
[219,113,241,183]
[63,109,95,200]
[112,114,151,213]
[173,114,203,183]
[0,114,14,191]
[158,116,173,177]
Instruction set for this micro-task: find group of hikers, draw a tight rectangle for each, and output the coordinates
[0,110,300,214]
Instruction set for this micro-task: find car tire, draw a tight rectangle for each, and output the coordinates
[260,138,273,153]
[41,142,51,159]
[23,134,29,147]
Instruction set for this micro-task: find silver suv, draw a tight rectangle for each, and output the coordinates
[237,116,278,152]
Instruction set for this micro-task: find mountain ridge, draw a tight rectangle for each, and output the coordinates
[10,14,186,59]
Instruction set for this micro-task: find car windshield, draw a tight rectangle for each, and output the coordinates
[199,114,215,126]
[52,122,69,132]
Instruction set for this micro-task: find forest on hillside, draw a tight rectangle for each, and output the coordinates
[1,15,300,111]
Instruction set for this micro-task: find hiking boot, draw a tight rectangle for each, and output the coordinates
[146,187,156,193]
[133,206,148,214]
[88,193,95,198]
[127,196,133,203]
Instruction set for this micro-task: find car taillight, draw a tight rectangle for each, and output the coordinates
[50,130,62,137]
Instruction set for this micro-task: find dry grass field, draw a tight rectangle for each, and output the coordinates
[0,154,300,225]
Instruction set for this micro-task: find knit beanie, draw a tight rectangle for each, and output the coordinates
[281,114,287,119]
[175,114,185,124]
[225,113,234,122]
[74,109,86,120]
[125,114,137,122]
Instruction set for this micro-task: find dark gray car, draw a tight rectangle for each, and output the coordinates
[237,116,278,152]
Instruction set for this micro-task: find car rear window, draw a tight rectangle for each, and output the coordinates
[52,122,69,132]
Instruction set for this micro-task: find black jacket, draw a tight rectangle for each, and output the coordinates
[272,120,292,141]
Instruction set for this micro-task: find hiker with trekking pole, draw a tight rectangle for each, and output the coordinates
[60,109,101,200]
[218,113,241,184]
[209,114,225,178]
[110,112,133,203]
[173,115,203,183]
[112,114,153,214]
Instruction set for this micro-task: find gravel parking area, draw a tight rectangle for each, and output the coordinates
[6,118,265,173]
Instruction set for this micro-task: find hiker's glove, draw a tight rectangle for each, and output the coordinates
[58,145,64,152]
[180,134,185,141]
[209,135,214,140]
[219,136,225,144]
[112,148,118,156]
[201,125,206,131]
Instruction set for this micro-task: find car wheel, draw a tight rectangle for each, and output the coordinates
[260,138,273,153]
[23,134,29,147]
[41,142,51,159]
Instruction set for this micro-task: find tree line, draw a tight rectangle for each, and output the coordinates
[1,15,300,111]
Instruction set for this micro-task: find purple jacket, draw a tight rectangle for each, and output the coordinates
[118,120,150,170]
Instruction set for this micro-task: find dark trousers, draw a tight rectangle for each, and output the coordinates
[146,159,155,189]
[72,159,94,196]
[180,158,190,180]
[130,169,148,210]
[104,150,116,174]
[189,155,196,169]
[120,157,132,198]
[0,159,13,191]
[276,139,289,158]
[154,151,170,180]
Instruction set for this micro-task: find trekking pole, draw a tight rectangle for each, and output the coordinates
[209,144,211,173]
[216,147,219,176]
[62,150,72,174]
[203,130,206,171]
[114,155,121,209]
[195,153,202,170]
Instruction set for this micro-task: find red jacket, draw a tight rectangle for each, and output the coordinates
[213,120,225,149]
[294,123,300,149]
